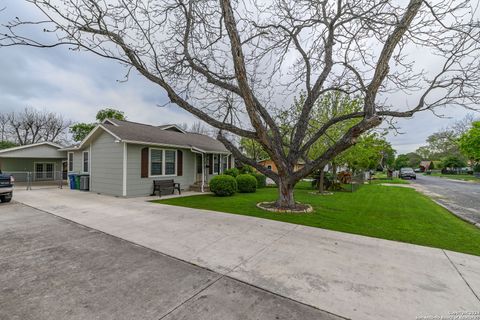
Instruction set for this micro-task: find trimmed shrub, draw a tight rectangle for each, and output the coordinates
[474,163,480,173]
[239,165,255,174]
[209,175,237,196]
[236,174,257,193]
[252,173,266,188]
[224,167,239,177]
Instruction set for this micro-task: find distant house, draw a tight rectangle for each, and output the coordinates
[419,160,434,172]
[0,142,67,181]
[258,159,305,173]
[0,119,233,196]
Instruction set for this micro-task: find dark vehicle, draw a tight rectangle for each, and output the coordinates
[399,167,416,180]
[0,171,14,203]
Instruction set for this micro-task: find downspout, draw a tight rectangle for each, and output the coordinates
[89,143,92,191]
[201,152,205,193]
[122,142,127,197]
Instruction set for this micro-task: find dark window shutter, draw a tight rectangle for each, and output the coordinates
[209,154,213,174]
[227,155,231,169]
[141,147,149,178]
[177,150,183,176]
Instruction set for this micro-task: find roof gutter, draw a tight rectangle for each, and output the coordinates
[122,139,230,154]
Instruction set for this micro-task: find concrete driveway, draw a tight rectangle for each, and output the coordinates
[413,174,480,225]
[0,202,339,320]
[9,189,480,319]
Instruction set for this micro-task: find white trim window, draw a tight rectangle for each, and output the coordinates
[221,155,228,173]
[213,154,220,174]
[149,148,177,177]
[67,152,74,172]
[164,150,176,175]
[150,149,163,176]
[82,151,89,173]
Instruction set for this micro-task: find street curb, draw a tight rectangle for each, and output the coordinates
[408,182,480,229]
[430,199,480,229]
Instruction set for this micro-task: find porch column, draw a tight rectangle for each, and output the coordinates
[201,153,205,193]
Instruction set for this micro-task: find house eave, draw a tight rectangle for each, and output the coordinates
[122,139,230,154]
[0,141,64,154]
[64,124,122,151]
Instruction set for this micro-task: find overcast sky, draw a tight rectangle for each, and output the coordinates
[0,1,476,154]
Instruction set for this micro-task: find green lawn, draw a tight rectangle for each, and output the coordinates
[369,177,409,185]
[426,173,480,182]
[154,183,480,256]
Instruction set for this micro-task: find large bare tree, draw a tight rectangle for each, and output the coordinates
[1,108,71,145]
[2,0,479,208]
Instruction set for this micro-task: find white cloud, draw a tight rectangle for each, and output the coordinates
[0,45,197,127]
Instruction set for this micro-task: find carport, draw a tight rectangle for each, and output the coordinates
[0,142,67,185]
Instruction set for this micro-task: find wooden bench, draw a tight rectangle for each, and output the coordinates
[151,179,181,197]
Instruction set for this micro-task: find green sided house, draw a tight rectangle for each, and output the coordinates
[0,142,67,182]
[60,119,233,197]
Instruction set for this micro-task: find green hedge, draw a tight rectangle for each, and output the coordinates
[209,175,237,196]
[224,168,239,177]
[236,174,257,193]
[251,173,266,188]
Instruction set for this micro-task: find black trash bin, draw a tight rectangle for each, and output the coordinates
[79,175,90,191]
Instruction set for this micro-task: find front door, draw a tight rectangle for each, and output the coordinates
[62,160,68,180]
[195,154,203,183]
[34,163,55,181]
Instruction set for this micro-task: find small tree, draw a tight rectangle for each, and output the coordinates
[70,107,126,142]
[406,153,422,169]
[442,156,466,170]
[459,121,480,166]
[69,123,97,142]
[341,134,395,173]
[96,108,126,122]
[415,146,432,160]
[305,93,362,192]
[0,141,17,150]
[394,155,410,170]
[240,138,269,161]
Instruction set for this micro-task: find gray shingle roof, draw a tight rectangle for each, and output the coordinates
[104,119,229,153]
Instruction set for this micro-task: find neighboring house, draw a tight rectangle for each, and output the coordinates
[419,160,434,172]
[61,119,233,197]
[258,159,305,173]
[0,142,67,181]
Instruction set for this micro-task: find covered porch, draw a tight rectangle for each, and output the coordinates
[190,151,234,192]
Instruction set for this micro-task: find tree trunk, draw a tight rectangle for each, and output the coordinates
[331,161,337,182]
[276,179,296,209]
[318,167,325,193]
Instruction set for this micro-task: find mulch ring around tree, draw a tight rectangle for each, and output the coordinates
[256,201,313,213]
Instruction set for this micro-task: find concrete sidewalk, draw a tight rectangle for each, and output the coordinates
[13,189,480,319]
[1,203,339,320]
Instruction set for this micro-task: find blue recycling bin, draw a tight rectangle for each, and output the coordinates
[68,174,76,189]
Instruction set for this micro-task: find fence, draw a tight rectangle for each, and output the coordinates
[5,171,66,190]
[344,171,366,192]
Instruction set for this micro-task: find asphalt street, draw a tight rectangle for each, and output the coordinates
[412,175,480,225]
[0,202,341,320]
